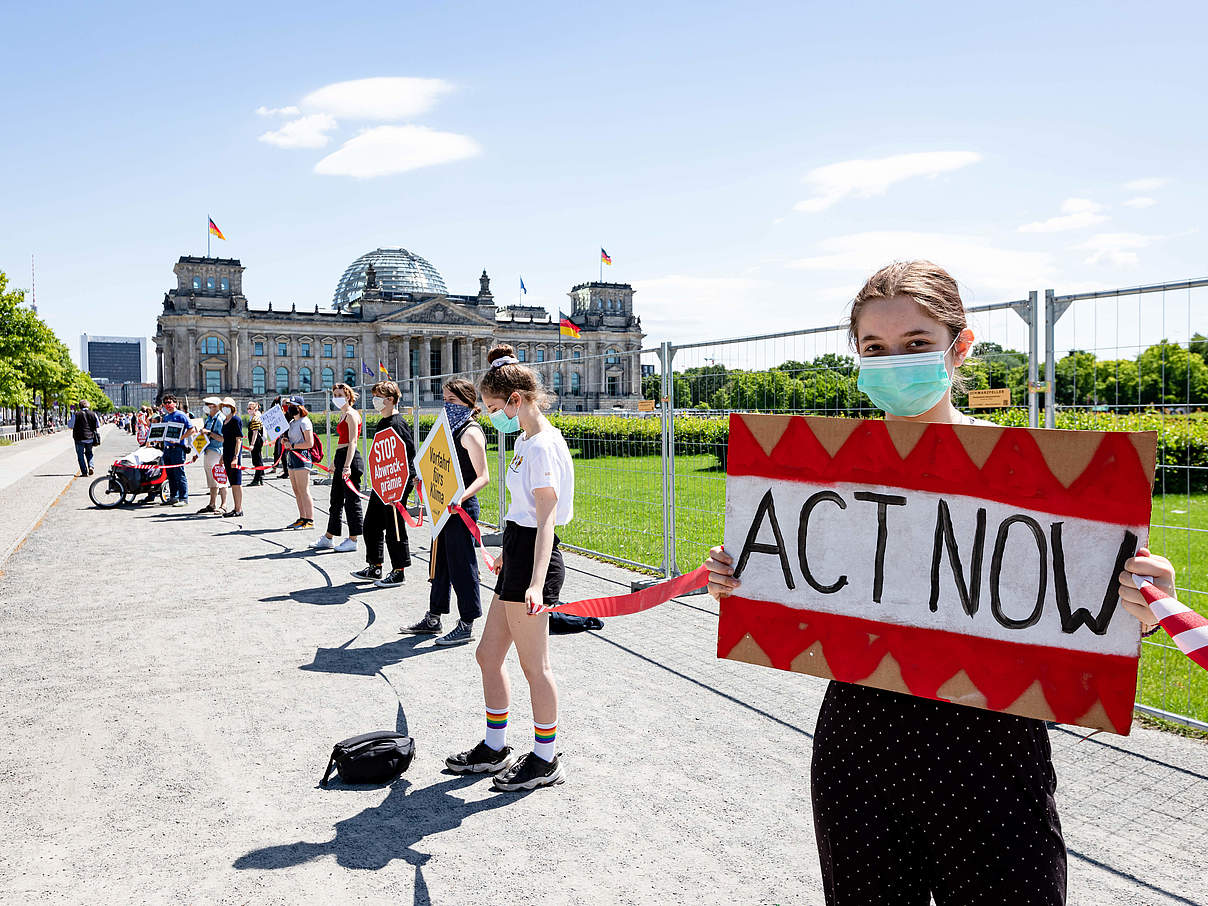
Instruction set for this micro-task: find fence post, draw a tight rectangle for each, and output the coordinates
[1044,289,1060,429]
[497,431,507,527]
[412,376,420,440]
[660,341,677,578]
[1027,290,1040,429]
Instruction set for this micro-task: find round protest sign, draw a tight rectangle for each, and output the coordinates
[368,428,410,504]
[211,463,228,486]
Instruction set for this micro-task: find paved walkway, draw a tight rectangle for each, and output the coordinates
[0,431,1204,905]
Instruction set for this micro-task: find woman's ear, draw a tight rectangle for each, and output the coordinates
[952,328,976,368]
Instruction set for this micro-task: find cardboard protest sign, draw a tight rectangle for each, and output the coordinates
[191,431,208,455]
[260,405,289,445]
[415,410,466,535]
[211,463,228,486]
[719,414,1158,734]
[367,427,410,505]
[146,424,170,444]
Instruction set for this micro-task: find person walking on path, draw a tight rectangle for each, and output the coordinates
[401,378,491,646]
[159,395,193,507]
[71,399,101,476]
[246,402,265,487]
[280,395,315,529]
[311,382,363,553]
[197,397,228,515]
[349,381,415,587]
[445,345,575,792]
[220,397,245,518]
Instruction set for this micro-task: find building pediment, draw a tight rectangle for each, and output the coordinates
[380,298,496,327]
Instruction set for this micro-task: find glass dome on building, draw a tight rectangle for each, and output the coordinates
[331,248,448,309]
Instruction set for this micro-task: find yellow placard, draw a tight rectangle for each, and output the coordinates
[191,431,208,455]
[415,411,466,534]
[967,388,1012,408]
[638,399,656,412]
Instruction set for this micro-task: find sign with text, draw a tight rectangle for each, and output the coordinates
[211,463,228,486]
[415,410,466,535]
[720,414,1157,734]
[367,428,410,505]
[191,431,208,455]
[967,387,1012,408]
[260,405,289,445]
[638,399,656,412]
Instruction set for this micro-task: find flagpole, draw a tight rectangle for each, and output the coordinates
[207,216,210,259]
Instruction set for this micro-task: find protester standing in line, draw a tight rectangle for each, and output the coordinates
[281,395,315,529]
[311,382,362,553]
[246,402,265,487]
[401,378,491,647]
[220,397,245,518]
[270,396,288,480]
[136,408,150,446]
[350,381,415,587]
[71,399,101,476]
[159,395,193,507]
[197,396,228,515]
[446,345,575,792]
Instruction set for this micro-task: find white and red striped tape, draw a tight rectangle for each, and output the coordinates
[1133,576,1208,671]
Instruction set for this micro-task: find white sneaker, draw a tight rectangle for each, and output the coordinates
[310,534,334,550]
[334,538,358,553]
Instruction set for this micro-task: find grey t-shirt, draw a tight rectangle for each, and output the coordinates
[285,416,314,447]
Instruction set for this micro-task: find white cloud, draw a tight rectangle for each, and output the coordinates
[787,231,1056,294]
[1018,198,1108,233]
[794,151,981,213]
[258,114,339,149]
[255,105,301,117]
[1074,232,1160,267]
[301,77,452,121]
[314,125,480,178]
[1124,196,1156,209]
[1124,177,1168,192]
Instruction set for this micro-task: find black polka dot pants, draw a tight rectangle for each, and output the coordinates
[811,682,1067,905]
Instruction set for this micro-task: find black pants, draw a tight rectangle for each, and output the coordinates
[363,492,411,570]
[327,447,364,537]
[811,682,1066,906]
[249,438,264,483]
[428,495,481,622]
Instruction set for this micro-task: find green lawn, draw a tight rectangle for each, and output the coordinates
[317,429,1208,728]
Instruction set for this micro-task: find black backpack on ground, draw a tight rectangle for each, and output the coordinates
[320,731,415,787]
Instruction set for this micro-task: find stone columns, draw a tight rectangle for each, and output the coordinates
[399,336,411,384]
[441,336,453,378]
[461,337,473,376]
[420,335,432,401]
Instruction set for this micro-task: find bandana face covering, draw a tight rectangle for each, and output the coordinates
[444,401,473,433]
[857,337,958,417]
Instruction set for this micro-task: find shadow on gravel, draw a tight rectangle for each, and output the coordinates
[301,633,441,675]
[262,580,378,607]
[233,774,525,898]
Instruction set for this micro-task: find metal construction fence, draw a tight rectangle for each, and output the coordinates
[232,278,1208,730]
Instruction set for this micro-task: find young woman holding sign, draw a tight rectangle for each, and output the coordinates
[350,381,416,588]
[401,378,491,646]
[445,346,575,791]
[704,260,1173,906]
[311,382,363,553]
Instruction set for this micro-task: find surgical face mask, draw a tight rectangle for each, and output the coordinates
[221,406,233,418]
[332,396,347,409]
[372,396,388,412]
[488,395,521,434]
[857,337,959,417]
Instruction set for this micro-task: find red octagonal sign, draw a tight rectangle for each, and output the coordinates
[368,428,410,504]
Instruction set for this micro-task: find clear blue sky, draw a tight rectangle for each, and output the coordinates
[2,0,1204,375]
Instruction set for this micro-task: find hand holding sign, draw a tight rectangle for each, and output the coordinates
[260,405,289,445]
[415,410,466,535]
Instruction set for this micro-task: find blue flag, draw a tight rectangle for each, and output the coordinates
[361,359,373,376]
[520,276,527,294]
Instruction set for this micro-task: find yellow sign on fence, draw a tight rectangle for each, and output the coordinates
[638,399,656,412]
[415,410,466,535]
[967,388,1012,408]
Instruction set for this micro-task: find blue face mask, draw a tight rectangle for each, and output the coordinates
[488,396,520,434]
[444,401,473,433]
[857,338,958,417]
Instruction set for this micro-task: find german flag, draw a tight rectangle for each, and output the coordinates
[600,247,612,266]
[208,218,226,240]
[559,311,581,338]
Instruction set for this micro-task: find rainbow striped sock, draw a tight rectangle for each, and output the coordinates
[485,707,508,751]
[533,720,557,760]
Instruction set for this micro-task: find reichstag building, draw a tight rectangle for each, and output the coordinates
[154,248,644,410]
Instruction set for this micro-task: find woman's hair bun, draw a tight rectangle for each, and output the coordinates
[486,344,517,365]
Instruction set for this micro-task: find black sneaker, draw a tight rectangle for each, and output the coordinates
[223,510,244,518]
[434,620,474,646]
[445,741,516,775]
[401,613,442,634]
[350,565,382,582]
[492,751,565,791]
[374,568,406,588]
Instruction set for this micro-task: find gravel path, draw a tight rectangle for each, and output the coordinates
[0,432,1204,905]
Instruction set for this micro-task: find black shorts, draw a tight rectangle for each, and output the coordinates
[224,462,243,485]
[495,521,565,606]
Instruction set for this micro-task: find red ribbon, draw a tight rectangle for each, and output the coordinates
[1135,578,1208,672]
[345,478,369,500]
[448,502,498,572]
[541,565,711,618]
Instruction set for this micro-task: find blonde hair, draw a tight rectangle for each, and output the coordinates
[371,380,400,403]
[478,345,552,409]
[332,382,358,405]
[848,260,972,391]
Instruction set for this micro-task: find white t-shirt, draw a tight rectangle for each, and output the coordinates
[504,427,574,527]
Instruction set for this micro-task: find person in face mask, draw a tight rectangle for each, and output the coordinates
[445,344,575,792]
[246,402,265,487]
[218,397,244,517]
[281,396,316,529]
[704,261,1081,905]
[311,383,363,553]
[350,381,416,587]
[198,396,229,515]
[401,378,491,646]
